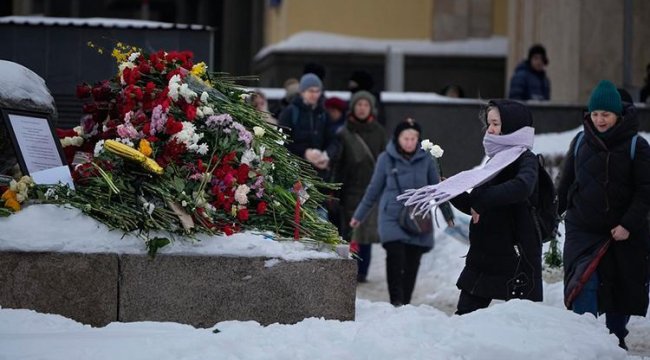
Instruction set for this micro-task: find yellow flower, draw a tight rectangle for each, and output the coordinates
[1,189,17,201]
[111,48,128,63]
[4,198,20,212]
[191,62,207,77]
[138,139,153,157]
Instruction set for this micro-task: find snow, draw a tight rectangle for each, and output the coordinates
[1,128,649,359]
[255,31,507,60]
[0,204,338,261]
[0,60,55,111]
[0,15,210,30]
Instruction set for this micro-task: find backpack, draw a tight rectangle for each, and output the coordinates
[529,154,560,243]
[573,131,639,160]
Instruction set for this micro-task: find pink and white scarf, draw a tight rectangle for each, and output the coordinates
[397,126,535,216]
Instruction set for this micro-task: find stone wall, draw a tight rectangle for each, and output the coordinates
[0,251,356,328]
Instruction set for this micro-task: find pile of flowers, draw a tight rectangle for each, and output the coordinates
[42,43,340,254]
[1,176,34,216]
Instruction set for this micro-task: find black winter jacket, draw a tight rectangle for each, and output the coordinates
[558,105,650,315]
[451,150,543,301]
[278,96,336,180]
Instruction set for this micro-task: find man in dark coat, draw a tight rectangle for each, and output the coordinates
[508,44,551,101]
[278,73,336,181]
[450,100,543,315]
[557,80,650,350]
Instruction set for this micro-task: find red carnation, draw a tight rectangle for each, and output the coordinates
[185,104,197,121]
[165,119,183,135]
[237,208,249,222]
[256,201,267,215]
[237,164,249,184]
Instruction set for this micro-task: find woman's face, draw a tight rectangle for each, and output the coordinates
[398,129,419,153]
[486,108,502,135]
[590,110,618,133]
[353,99,372,120]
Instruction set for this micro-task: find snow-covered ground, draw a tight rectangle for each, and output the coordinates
[1,127,649,359]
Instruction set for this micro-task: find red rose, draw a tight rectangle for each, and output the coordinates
[237,208,249,222]
[256,201,267,215]
[76,83,91,99]
[223,225,234,236]
[138,61,151,74]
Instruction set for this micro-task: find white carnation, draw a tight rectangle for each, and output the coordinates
[253,126,265,137]
[430,145,444,158]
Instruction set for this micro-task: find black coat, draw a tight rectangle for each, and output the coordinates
[333,118,387,243]
[451,150,543,301]
[557,105,650,315]
[278,96,336,180]
[508,61,550,101]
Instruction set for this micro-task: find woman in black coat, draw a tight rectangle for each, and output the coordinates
[557,80,650,350]
[450,100,543,315]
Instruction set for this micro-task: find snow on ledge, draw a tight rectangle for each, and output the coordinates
[255,31,507,60]
[0,204,339,261]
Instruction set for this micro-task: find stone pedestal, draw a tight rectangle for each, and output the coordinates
[0,251,118,326]
[0,251,356,328]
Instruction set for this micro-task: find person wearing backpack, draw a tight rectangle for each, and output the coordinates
[557,80,650,351]
[396,100,544,314]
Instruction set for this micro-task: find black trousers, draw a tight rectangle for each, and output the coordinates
[383,241,427,305]
[456,290,492,315]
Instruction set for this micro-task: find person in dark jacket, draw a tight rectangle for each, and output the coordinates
[333,91,387,283]
[508,44,551,101]
[278,73,336,181]
[557,80,650,351]
[449,99,543,315]
[350,118,454,306]
[640,63,650,104]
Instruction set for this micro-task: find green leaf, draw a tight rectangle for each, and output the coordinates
[147,237,171,257]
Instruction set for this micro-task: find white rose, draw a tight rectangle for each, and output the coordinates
[421,139,433,151]
[430,145,444,158]
[9,180,17,192]
[17,182,27,193]
[16,193,26,202]
[253,126,265,137]
[200,91,209,103]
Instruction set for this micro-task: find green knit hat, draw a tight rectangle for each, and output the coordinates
[588,80,622,115]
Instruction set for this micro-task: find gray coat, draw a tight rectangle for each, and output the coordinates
[353,140,452,249]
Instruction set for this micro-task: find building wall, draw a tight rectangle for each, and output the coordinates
[265,0,434,44]
[507,0,650,103]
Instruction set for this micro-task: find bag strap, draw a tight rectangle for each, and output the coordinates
[574,131,639,160]
[389,156,403,193]
[352,131,376,165]
[631,134,639,160]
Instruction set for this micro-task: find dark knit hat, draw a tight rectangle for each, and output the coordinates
[588,80,622,115]
[528,44,548,65]
[324,97,347,112]
[299,73,323,92]
[393,118,421,142]
[349,90,377,115]
[487,99,533,135]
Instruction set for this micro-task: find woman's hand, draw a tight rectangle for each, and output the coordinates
[470,208,480,224]
[350,218,361,228]
[611,225,629,241]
